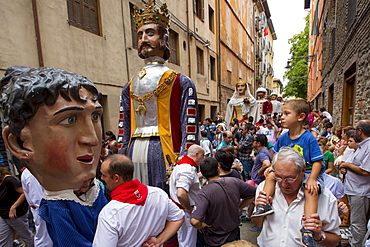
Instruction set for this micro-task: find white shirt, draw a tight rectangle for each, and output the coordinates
[93,186,184,247]
[200,139,213,157]
[21,169,52,247]
[257,126,277,144]
[169,163,200,206]
[344,137,370,197]
[322,111,332,122]
[256,181,340,247]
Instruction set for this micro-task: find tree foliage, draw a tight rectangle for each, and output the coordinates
[283,14,310,99]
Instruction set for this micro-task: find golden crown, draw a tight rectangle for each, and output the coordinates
[236,79,247,85]
[133,0,170,29]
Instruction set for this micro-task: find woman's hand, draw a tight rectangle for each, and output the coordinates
[9,206,17,219]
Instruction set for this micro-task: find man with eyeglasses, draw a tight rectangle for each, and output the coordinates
[216,131,234,151]
[253,147,341,246]
[340,120,370,247]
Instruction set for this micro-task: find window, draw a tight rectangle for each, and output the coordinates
[341,63,356,126]
[311,0,319,35]
[227,70,232,84]
[196,47,204,75]
[210,56,216,81]
[195,0,204,21]
[67,0,100,35]
[347,0,357,29]
[211,106,217,120]
[168,30,179,65]
[304,0,311,9]
[331,28,336,58]
[130,3,138,49]
[328,84,334,115]
[209,6,214,32]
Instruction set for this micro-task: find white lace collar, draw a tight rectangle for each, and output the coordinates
[43,178,101,207]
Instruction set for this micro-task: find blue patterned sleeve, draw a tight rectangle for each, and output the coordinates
[117,83,131,154]
[179,74,199,156]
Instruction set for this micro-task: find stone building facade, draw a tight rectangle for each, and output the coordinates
[0,0,276,128]
[308,0,370,126]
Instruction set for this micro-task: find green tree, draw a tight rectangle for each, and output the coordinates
[283,14,310,99]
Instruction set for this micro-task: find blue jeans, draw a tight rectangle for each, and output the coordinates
[240,160,253,180]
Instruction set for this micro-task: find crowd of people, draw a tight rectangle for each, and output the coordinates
[198,100,370,247]
[0,0,369,246]
[1,96,369,246]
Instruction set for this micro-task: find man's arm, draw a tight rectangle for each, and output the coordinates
[340,162,370,176]
[257,159,271,177]
[176,187,192,212]
[190,218,211,230]
[10,187,26,219]
[303,213,340,246]
[142,218,184,247]
[272,122,278,132]
[238,197,254,212]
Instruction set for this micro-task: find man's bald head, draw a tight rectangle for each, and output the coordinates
[187,144,205,166]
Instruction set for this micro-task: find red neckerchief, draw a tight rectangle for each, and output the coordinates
[177,155,198,167]
[111,179,148,206]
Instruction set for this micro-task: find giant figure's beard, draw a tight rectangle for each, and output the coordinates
[139,42,157,58]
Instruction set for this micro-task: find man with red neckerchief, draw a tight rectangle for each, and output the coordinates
[169,144,205,247]
[93,154,184,247]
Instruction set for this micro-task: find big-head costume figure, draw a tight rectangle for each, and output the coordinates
[249,87,272,123]
[117,0,198,191]
[225,79,256,126]
[270,91,282,116]
[0,66,103,191]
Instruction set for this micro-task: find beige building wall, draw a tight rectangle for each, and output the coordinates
[219,0,255,116]
[265,31,274,93]
[1,0,128,133]
[0,0,220,132]
[185,0,219,121]
[1,0,273,130]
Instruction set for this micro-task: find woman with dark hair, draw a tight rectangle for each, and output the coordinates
[105,131,116,141]
[105,131,118,153]
[0,166,34,246]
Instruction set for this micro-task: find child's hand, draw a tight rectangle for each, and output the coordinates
[305,179,319,195]
[263,166,273,177]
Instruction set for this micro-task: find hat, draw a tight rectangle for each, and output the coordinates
[236,79,247,85]
[270,91,278,96]
[256,87,267,93]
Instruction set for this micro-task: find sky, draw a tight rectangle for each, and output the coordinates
[267,0,309,85]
